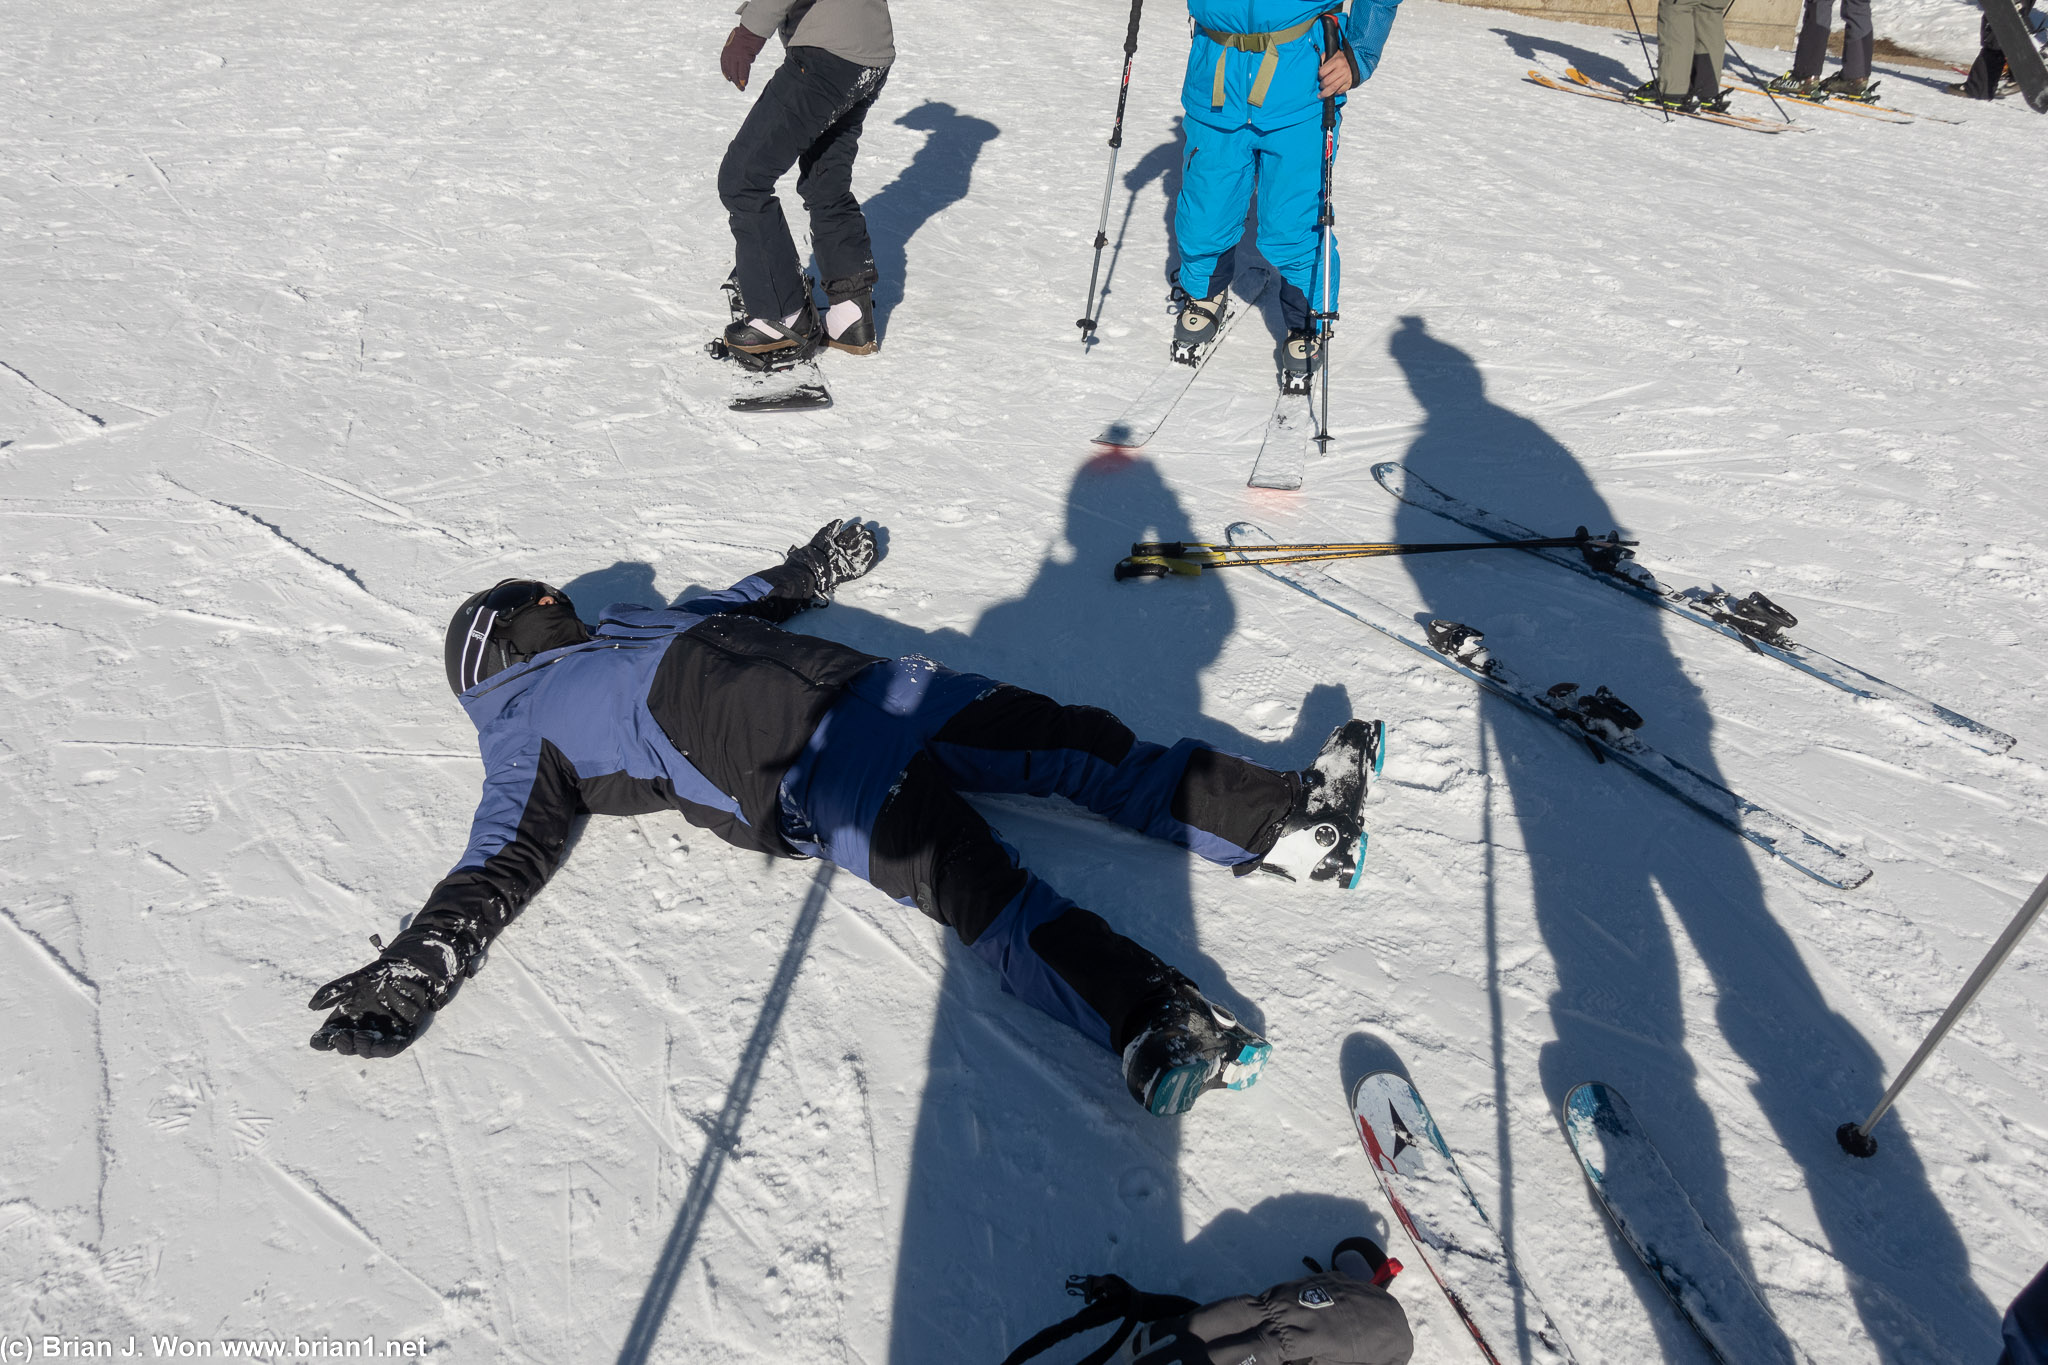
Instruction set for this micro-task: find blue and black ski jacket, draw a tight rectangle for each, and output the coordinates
[392,562,883,985]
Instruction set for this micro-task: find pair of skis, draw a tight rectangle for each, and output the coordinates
[1228,521,1875,889]
[1354,1072,1811,1364]
[1526,68,1808,133]
[1090,272,1320,492]
[1371,461,2016,757]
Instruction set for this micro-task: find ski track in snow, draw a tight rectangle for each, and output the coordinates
[5,0,2046,1360]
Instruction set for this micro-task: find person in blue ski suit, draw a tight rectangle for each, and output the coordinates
[1170,0,1402,379]
[305,519,1377,1117]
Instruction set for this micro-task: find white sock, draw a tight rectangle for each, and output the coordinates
[826,299,862,338]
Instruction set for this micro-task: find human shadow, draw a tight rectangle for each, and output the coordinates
[561,561,664,618]
[1492,27,1641,89]
[1383,314,1998,1361]
[857,100,1000,336]
[1017,1190,1394,1358]
[793,453,1353,1361]
[1094,119,1284,354]
[1084,117,1184,344]
[615,864,836,1365]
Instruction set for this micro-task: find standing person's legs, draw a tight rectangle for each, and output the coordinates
[1839,0,1874,80]
[1696,0,1735,89]
[794,55,889,312]
[1173,120,1258,302]
[717,48,876,322]
[1250,115,1339,336]
[1791,0,1837,78]
[1658,0,1704,95]
[1962,5,2009,95]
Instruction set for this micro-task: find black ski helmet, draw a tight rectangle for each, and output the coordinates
[444,578,576,696]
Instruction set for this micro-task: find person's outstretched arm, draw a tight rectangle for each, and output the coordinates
[307,736,581,1058]
[647,517,880,625]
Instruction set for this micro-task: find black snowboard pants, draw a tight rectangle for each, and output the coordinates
[718,46,889,322]
[1963,0,2037,96]
[1791,0,1873,80]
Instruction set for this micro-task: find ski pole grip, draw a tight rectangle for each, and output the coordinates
[1124,0,1144,56]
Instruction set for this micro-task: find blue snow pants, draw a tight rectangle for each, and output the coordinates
[1175,111,1340,333]
[777,656,1295,1053]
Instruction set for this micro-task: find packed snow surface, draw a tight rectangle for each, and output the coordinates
[4,0,2045,1361]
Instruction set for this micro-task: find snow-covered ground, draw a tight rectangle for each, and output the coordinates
[5,0,2046,1361]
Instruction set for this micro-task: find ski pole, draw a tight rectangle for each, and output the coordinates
[1837,868,2048,1158]
[1077,0,1145,343]
[1622,0,1673,121]
[1114,532,1638,579]
[1312,12,1344,453]
[1721,7,1794,122]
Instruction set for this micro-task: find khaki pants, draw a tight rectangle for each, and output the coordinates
[1656,0,1735,96]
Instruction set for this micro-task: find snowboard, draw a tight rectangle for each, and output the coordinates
[710,275,833,412]
[1983,0,2048,111]
[1562,1083,1812,1365]
[1352,1071,1578,1363]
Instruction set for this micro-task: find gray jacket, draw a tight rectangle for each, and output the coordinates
[737,0,894,69]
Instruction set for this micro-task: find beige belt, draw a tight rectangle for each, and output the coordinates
[1198,13,1322,108]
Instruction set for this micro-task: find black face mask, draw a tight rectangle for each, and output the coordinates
[502,600,591,658]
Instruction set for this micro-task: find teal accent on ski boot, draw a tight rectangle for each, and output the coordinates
[1122,975,1271,1117]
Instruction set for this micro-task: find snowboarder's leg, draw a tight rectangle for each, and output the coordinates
[718,47,874,323]
[793,56,889,351]
[1172,120,1257,303]
[923,683,1297,868]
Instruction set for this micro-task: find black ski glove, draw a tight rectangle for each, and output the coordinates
[308,953,453,1058]
[784,518,879,603]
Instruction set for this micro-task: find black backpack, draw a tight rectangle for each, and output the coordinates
[1000,1238,1413,1365]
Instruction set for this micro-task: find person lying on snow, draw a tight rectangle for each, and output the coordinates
[305,519,1382,1117]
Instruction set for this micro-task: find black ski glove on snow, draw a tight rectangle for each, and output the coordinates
[785,518,879,603]
[308,950,458,1058]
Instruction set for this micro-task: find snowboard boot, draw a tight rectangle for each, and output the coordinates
[823,274,879,355]
[1278,328,1321,394]
[1246,718,1383,887]
[722,301,822,371]
[1816,72,1879,101]
[1170,286,1229,366]
[1121,972,1271,1117]
[1764,71,1822,97]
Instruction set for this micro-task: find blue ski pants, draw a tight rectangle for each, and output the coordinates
[777,656,1295,1052]
[1175,112,1341,333]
